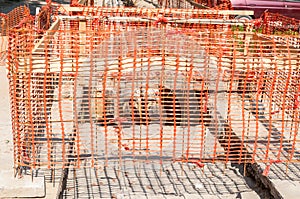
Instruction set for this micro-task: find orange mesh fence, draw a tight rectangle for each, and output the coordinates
[1,6,31,36]
[70,0,91,6]
[7,8,300,170]
[143,0,232,9]
[36,5,52,33]
[0,15,7,65]
[68,0,232,9]
[0,6,31,65]
[0,13,7,36]
[259,12,300,35]
[253,12,300,57]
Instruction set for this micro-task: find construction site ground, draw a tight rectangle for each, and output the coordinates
[0,63,261,197]
[1,1,300,199]
[0,60,298,198]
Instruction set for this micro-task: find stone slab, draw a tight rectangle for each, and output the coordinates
[0,170,45,198]
[272,179,300,199]
[240,191,261,199]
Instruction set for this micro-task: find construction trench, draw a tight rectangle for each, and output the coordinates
[2,3,300,198]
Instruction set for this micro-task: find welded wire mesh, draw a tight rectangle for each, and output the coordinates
[62,163,254,198]
[7,8,300,170]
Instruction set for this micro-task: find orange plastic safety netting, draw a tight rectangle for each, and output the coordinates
[7,8,300,169]
[0,19,7,65]
[258,12,300,36]
[68,0,232,9]
[0,6,31,65]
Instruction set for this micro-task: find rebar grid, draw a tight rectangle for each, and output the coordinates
[62,162,254,198]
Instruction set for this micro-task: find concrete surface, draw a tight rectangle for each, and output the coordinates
[265,160,300,183]
[272,179,300,199]
[0,65,13,171]
[239,191,261,199]
[0,170,45,198]
[0,65,46,198]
